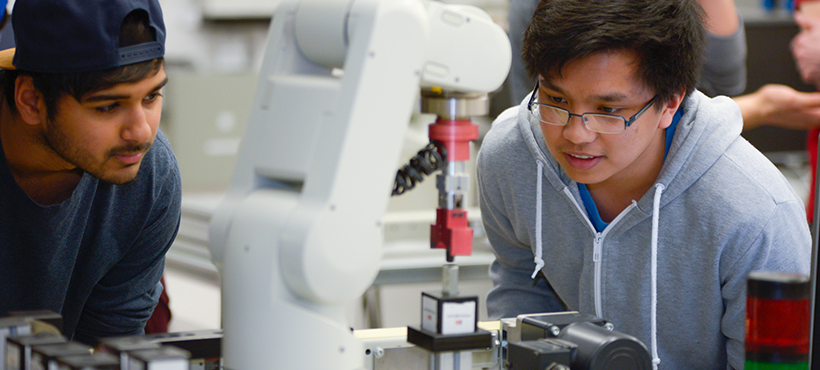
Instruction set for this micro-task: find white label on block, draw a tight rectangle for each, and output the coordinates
[441,301,476,335]
[148,358,190,370]
[421,296,438,333]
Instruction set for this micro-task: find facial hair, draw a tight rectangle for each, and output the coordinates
[42,118,152,185]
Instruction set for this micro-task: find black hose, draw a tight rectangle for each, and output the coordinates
[392,141,447,196]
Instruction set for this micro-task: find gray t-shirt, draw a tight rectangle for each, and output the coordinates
[0,130,182,345]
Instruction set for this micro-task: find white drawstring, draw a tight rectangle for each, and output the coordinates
[532,162,664,370]
[532,161,545,278]
[650,183,665,370]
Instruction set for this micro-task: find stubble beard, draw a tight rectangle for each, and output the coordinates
[42,120,152,185]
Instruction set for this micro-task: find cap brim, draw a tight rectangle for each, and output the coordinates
[0,48,16,70]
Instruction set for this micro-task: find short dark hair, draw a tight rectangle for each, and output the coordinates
[2,9,164,120]
[522,0,705,106]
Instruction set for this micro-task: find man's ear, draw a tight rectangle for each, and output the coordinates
[14,75,47,126]
[658,89,686,129]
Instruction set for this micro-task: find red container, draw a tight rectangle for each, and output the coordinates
[746,271,810,364]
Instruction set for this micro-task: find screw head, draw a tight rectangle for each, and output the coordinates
[550,326,561,336]
[604,322,615,331]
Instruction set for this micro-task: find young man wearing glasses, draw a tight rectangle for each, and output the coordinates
[476,0,811,368]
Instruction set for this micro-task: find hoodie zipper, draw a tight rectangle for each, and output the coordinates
[591,207,635,317]
[594,205,636,317]
[562,187,636,318]
[592,233,603,316]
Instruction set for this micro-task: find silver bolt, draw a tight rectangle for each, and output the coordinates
[442,264,459,296]
[550,326,561,336]
[374,347,385,359]
[604,322,615,331]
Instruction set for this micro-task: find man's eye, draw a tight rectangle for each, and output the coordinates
[548,95,566,104]
[145,92,162,102]
[96,103,118,113]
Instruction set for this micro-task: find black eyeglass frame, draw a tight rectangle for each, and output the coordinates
[526,82,658,134]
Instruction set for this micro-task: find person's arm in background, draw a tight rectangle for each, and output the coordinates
[698,0,740,36]
[734,84,820,130]
[696,0,748,97]
[732,5,820,132]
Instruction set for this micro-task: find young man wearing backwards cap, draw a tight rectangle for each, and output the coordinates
[0,0,181,345]
[476,0,811,368]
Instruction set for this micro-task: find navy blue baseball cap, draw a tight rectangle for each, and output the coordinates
[0,0,165,73]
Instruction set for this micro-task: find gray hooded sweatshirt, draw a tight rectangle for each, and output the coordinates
[476,91,811,370]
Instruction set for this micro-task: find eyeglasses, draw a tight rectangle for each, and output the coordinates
[527,83,657,134]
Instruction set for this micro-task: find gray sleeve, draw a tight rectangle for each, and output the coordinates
[507,0,538,105]
[486,260,566,319]
[699,15,747,97]
[720,200,812,370]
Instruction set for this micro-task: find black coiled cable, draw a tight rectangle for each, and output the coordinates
[392,141,447,196]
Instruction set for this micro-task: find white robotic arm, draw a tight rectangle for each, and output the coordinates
[208,0,509,368]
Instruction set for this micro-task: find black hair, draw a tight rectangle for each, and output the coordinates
[522,0,705,106]
[2,9,164,119]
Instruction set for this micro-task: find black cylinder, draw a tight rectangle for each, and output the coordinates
[560,321,652,370]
